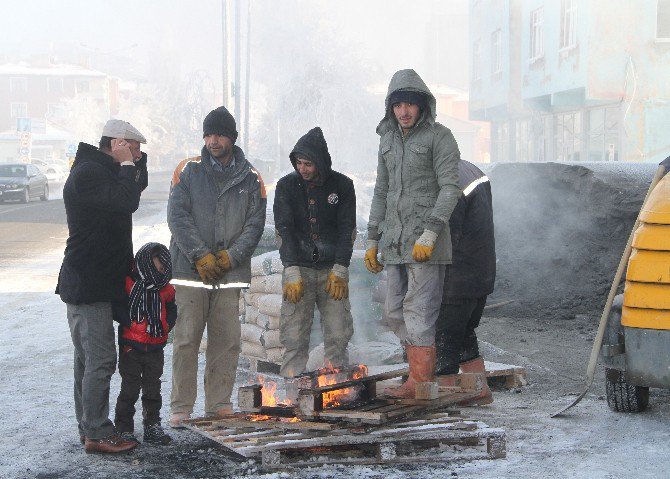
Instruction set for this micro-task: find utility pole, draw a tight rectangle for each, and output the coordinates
[221,0,229,107]
[234,0,241,128]
[244,0,251,154]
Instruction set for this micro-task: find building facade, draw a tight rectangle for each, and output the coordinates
[0,61,116,163]
[470,0,670,163]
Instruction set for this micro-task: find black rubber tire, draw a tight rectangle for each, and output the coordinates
[605,368,649,413]
[21,188,30,204]
[40,183,49,201]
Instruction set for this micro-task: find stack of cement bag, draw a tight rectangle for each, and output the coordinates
[240,251,285,363]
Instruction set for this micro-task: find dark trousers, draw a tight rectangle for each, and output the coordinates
[435,296,487,375]
[114,347,164,433]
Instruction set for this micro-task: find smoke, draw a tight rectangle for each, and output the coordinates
[485,161,657,320]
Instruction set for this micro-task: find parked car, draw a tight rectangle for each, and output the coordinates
[33,159,68,183]
[0,164,49,203]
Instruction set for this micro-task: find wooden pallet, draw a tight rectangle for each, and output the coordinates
[184,413,505,469]
[243,358,527,389]
[245,356,281,374]
[240,368,484,424]
[485,361,527,389]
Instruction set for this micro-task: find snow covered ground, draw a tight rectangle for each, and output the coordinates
[2,202,670,479]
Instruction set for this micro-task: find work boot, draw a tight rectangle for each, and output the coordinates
[168,412,190,429]
[385,345,436,399]
[457,356,493,406]
[84,434,139,454]
[144,423,172,445]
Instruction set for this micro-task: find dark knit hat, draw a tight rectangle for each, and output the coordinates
[388,90,427,109]
[203,106,238,143]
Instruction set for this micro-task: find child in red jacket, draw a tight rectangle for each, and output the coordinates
[113,242,176,445]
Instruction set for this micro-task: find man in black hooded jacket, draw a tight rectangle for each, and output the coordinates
[273,127,356,377]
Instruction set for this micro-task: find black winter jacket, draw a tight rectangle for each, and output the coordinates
[273,127,356,269]
[443,160,496,300]
[56,142,148,304]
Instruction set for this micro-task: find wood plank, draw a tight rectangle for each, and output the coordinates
[237,424,505,454]
[300,368,409,395]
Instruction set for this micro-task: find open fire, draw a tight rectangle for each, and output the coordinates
[252,364,369,409]
[247,414,301,423]
[316,364,368,408]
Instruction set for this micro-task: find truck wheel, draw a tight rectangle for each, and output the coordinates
[605,368,649,412]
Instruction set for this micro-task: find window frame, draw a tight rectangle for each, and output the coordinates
[9,77,28,93]
[657,0,670,41]
[529,7,545,62]
[472,39,482,82]
[10,102,28,118]
[47,77,64,94]
[491,29,503,76]
[559,0,578,51]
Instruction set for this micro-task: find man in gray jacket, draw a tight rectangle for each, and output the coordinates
[366,69,461,398]
[167,106,266,426]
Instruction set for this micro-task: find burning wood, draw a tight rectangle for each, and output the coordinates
[247,414,301,423]
[316,364,368,408]
[285,364,369,406]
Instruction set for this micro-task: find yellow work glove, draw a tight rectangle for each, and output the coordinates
[325,264,349,300]
[195,253,223,284]
[364,240,384,274]
[412,230,438,262]
[282,266,304,303]
[215,250,232,272]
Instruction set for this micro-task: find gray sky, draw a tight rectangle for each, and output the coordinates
[0,0,469,88]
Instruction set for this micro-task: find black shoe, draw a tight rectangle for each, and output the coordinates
[144,423,172,445]
[119,431,139,443]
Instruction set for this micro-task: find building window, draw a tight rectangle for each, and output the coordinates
[10,103,28,118]
[515,119,531,162]
[560,0,577,49]
[530,7,544,61]
[555,112,582,162]
[494,122,509,162]
[75,80,90,94]
[473,40,481,81]
[47,77,64,94]
[491,30,502,75]
[658,0,670,40]
[47,102,67,118]
[10,77,27,93]
[588,107,620,161]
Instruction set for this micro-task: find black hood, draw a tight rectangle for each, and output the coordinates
[72,142,116,171]
[289,127,332,184]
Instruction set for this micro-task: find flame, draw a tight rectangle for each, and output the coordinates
[256,375,278,406]
[248,414,272,422]
[280,416,302,423]
[247,414,301,423]
[316,364,368,408]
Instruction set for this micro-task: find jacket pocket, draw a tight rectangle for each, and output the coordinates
[407,143,432,169]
